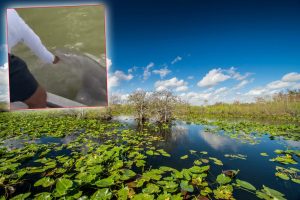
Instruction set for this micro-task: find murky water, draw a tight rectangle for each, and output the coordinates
[10,5,107,106]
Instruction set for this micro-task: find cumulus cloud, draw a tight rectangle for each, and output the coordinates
[154,77,188,92]
[245,72,300,98]
[187,76,194,80]
[227,67,252,81]
[197,67,253,88]
[152,66,171,78]
[108,70,133,88]
[143,62,154,80]
[197,68,230,87]
[171,56,182,64]
[281,72,300,82]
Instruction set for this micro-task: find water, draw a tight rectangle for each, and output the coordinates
[10,5,107,106]
[116,117,300,200]
[3,118,300,199]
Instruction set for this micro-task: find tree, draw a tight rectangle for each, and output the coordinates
[150,90,180,123]
[128,90,151,124]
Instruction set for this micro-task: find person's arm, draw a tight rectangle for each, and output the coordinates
[13,10,56,64]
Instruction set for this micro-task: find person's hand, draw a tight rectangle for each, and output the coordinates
[53,55,60,64]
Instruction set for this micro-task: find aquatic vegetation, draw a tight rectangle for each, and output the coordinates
[270,149,298,165]
[256,185,286,200]
[260,153,269,157]
[0,112,299,199]
[275,166,300,184]
[224,154,247,160]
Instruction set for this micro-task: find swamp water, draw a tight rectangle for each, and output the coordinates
[0,117,299,199]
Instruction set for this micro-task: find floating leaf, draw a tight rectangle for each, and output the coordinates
[180,180,194,192]
[236,179,256,191]
[34,192,52,200]
[10,193,31,200]
[275,172,290,180]
[34,177,55,188]
[53,178,73,197]
[142,183,160,194]
[95,176,114,187]
[216,174,231,185]
[180,155,188,160]
[90,188,112,200]
[260,153,268,157]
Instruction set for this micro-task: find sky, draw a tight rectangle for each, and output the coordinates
[1,0,300,105]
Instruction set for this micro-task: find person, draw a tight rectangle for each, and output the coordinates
[7,9,60,109]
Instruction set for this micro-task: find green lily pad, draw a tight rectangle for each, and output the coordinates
[34,177,55,188]
[180,155,188,160]
[11,193,31,200]
[90,188,112,200]
[53,178,73,197]
[236,179,256,191]
[180,180,194,192]
[216,174,231,185]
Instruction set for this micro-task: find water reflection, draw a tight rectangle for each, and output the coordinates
[199,131,241,151]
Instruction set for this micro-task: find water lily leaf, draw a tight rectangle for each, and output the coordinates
[53,178,73,197]
[117,187,129,200]
[180,155,188,160]
[216,174,231,185]
[200,151,208,155]
[120,169,136,181]
[34,177,55,188]
[213,185,233,200]
[201,159,209,163]
[90,188,112,200]
[194,160,202,165]
[275,172,289,180]
[256,185,286,200]
[10,192,31,200]
[95,176,114,187]
[162,181,178,193]
[180,180,194,192]
[34,192,52,200]
[157,149,171,157]
[236,179,256,191]
[142,183,160,194]
[291,178,300,184]
[260,153,269,157]
[132,193,154,200]
[209,157,223,166]
[133,159,144,167]
[146,150,154,156]
[189,150,197,154]
[189,165,210,174]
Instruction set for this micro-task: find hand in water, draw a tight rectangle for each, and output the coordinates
[52,55,60,64]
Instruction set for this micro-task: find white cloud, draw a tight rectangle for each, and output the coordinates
[227,67,252,81]
[152,67,171,78]
[143,62,154,80]
[245,72,300,98]
[108,70,133,88]
[154,77,188,92]
[106,58,112,72]
[232,79,251,90]
[171,56,182,64]
[282,72,300,82]
[267,80,292,89]
[197,68,230,87]
[187,76,194,80]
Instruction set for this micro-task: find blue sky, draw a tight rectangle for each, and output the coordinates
[1,0,300,104]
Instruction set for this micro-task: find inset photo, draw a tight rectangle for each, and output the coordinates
[6,4,107,110]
